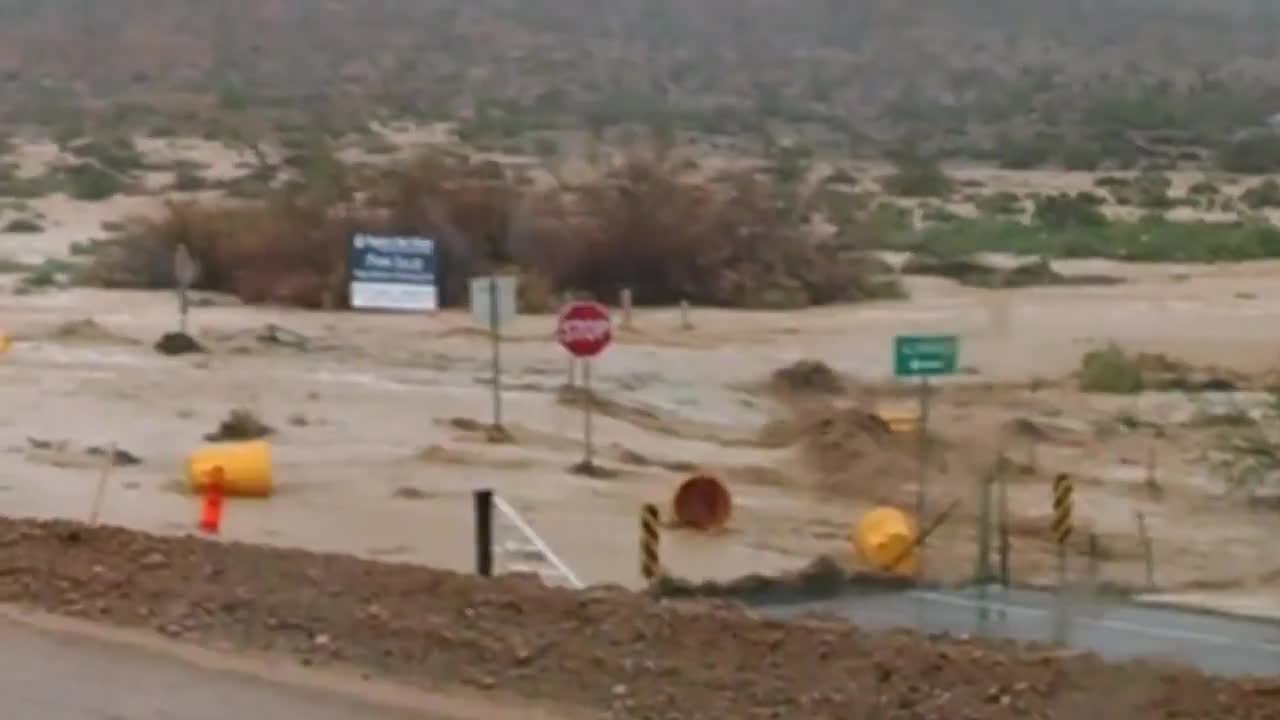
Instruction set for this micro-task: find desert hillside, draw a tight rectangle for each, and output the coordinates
[1,0,1279,169]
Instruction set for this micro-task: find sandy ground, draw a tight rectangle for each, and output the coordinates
[1,259,1280,617]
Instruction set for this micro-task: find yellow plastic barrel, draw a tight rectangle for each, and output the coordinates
[0,331,10,356]
[852,506,918,576]
[185,440,274,498]
[671,474,733,531]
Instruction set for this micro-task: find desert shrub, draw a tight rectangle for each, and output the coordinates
[995,133,1053,170]
[1217,132,1280,174]
[1187,179,1220,197]
[884,216,1280,262]
[881,152,952,198]
[0,172,60,199]
[1241,179,1280,209]
[172,166,209,192]
[68,137,144,174]
[1093,175,1129,190]
[1079,345,1143,394]
[2,218,43,233]
[1032,193,1106,228]
[65,163,126,201]
[919,203,958,224]
[976,192,1023,217]
[1132,171,1173,209]
[1059,141,1103,171]
[88,148,900,310]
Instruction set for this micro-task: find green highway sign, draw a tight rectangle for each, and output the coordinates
[894,334,958,378]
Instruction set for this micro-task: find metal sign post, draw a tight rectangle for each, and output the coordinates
[583,358,595,466]
[489,276,502,428]
[892,334,958,585]
[469,275,518,431]
[893,333,957,631]
[173,244,198,335]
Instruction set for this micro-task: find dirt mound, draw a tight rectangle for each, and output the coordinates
[49,318,138,345]
[154,331,205,355]
[771,359,844,395]
[204,408,273,442]
[0,517,1273,720]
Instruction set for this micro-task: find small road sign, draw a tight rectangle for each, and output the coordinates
[469,275,518,331]
[557,301,612,358]
[894,335,959,377]
[174,244,199,289]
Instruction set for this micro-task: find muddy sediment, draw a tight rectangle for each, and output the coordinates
[0,516,1274,720]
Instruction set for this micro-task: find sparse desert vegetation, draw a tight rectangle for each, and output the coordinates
[0,1,1276,303]
[86,149,902,310]
[0,0,1277,172]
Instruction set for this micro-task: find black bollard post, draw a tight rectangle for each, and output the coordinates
[474,489,494,577]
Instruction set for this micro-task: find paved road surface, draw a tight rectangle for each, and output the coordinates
[755,586,1280,677]
[0,615,433,719]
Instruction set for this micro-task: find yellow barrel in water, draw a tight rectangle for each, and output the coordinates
[185,440,274,498]
[852,506,918,576]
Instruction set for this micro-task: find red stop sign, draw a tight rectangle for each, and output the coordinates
[557,301,612,358]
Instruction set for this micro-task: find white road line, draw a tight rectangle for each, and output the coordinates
[907,591,1280,653]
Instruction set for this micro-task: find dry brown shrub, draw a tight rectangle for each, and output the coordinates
[88,148,902,309]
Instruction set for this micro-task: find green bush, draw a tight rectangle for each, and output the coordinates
[1079,345,1144,394]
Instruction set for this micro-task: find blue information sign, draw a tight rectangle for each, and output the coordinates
[348,234,439,311]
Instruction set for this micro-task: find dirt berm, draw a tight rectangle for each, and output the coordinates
[0,517,1275,719]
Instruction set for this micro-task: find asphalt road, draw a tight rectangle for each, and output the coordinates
[0,612,443,720]
[755,586,1280,677]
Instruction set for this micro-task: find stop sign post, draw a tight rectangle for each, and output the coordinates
[558,301,612,470]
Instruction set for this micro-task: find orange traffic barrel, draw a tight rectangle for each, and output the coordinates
[671,474,732,531]
[852,506,919,576]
